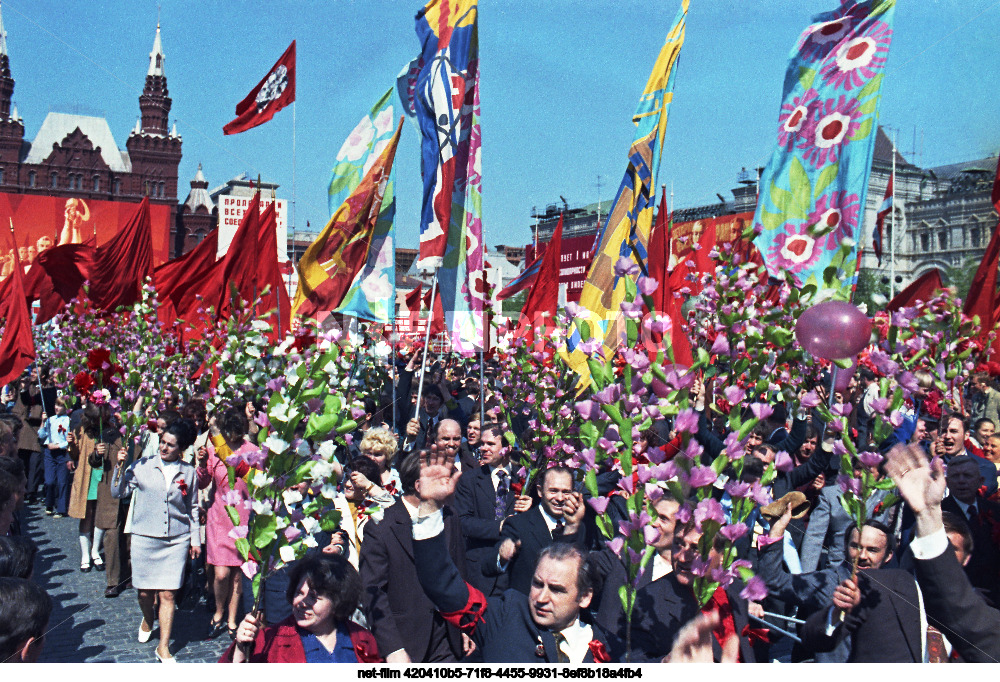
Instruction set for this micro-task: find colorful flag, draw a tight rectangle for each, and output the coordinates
[496,253,541,301]
[223,41,296,135]
[293,120,403,322]
[327,89,400,324]
[873,171,893,265]
[413,0,484,353]
[567,0,689,381]
[753,0,896,289]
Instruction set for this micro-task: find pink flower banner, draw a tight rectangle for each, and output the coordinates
[753,0,896,289]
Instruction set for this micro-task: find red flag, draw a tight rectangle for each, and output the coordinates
[89,197,154,312]
[422,284,444,337]
[22,242,95,324]
[886,269,943,313]
[223,41,296,135]
[154,228,219,322]
[0,237,35,386]
[256,201,291,339]
[516,215,563,339]
[406,284,423,328]
[217,193,261,319]
[965,157,1000,357]
[647,188,671,314]
[873,172,893,266]
[664,262,694,366]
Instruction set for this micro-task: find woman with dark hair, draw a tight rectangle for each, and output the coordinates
[111,418,201,662]
[67,402,123,593]
[221,553,381,663]
[197,406,257,639]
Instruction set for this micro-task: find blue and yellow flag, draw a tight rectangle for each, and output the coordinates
[567,0,689,382]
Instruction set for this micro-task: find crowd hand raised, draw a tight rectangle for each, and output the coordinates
[499,538,521,564]
[748,601,765,619]
[768,502,794,540]
[405,418,420,438]
[513,495,532,513]
[117,448,128,464]
[415,445,460,513]
[831,577,861,620]
[322,531,348,555]
[884,442,946,536]
[663,611,739,663]
[562,492,586,531]
[196,445,209,465]
[350,471,373,493]
[208,415,221,438]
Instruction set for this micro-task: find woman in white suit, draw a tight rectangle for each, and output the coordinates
[111,419,202,663]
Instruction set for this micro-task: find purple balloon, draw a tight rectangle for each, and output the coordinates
[833,356,859,392]
[795,301,872,360]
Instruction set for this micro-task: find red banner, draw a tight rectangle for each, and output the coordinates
[0,192,171,276]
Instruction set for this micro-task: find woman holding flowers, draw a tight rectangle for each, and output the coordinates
[197,405,256,640]
[111,418,201,663]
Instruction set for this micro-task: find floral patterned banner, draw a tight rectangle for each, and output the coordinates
[325,88,398,323]
[753,0,896,289]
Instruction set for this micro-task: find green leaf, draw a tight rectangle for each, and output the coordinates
[584,468,599,498]
[760,208,785,232]
[850,117,873,142]
[226,505,240,528]
[857,96,878,116]
[789,157,811,213]
[798,66,817,90]
[857,73,884,101]
[250,515,278,549]
[235,538,251,562]
[813,162,839,199]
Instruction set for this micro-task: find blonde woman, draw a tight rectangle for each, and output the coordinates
[358,427,401,495]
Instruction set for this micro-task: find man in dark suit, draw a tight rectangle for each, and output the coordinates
[936,414,998,495]
[885,442,1000,662]
[939,455,1000,607]
[410,448,619,663]
[493,466,592,595]
[626,517,759,663]
[360,452,469,663]
[453,423,532,596]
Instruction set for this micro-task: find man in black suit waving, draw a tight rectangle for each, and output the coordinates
[494,466,591,595]
[454,423,532,596]
[410,447,618,663]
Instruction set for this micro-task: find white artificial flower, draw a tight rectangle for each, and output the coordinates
[224,374,238,386]
[265,436,290,455]
[312,459,336,481]
[279,545,296,563]
[251,472,275,488]
[251,498,275,515]
[282,489,303,508]
[369,508,385,524]
[301,516,320,535]
[251,320,271,332]
[316,441,336,460]
[276,516,289,530]
[302,534,318,548]
[320,483,338,500]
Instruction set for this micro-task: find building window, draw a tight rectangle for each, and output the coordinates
[113,178,120,194]
[920,233,929,251]
[938,231,947,250]
[28,171,35,188]
[159,182,165,198]
[93,175,100,192]
[0,168,4,185]
[50,172,58,188]
[971,225,982,248]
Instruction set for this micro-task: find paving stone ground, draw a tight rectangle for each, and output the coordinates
[25,503,233,663]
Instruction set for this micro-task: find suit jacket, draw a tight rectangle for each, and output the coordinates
[493,505,589,595]
[799,568,921,662]
[914,541,1000,663]
[589,547,654,637]
[628,572,757,662]
[757,537,852,617]
[941,494,1000,607]
[413,528,619,663]
[110,454,200,543]
[454,464,518,596]
[360,500,467,662]
[800,485,892,572]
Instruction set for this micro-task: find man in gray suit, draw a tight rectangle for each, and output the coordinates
[799,483,892,572]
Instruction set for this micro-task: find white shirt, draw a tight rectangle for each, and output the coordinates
[490,465,511,494]
[160,459,181,487]
[651,552,673,582]
[539,505,562,537]
[554,618,594,664]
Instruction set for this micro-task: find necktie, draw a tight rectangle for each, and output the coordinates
[926,625,947,663]
[495,470,508,520]
[553,633,570,663]
[968,504,979,524]
[553,519,565,538]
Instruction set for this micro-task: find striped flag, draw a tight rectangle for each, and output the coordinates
[873,172,893,265]
[496,254,542,301]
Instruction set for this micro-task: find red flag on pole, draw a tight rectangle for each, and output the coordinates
[90,197,154,312]
[256,201,291,338]
[886,269,942,313]
[23,242,95,324]
[0,235,35,387]
[873,172,893,266]
[223,41,296,135]
[516,215,563,339]
[405,284,423,329]
[964,157,1000,358]
[154,228,219,322]
[422,283,444,337]
[646,187,671,314]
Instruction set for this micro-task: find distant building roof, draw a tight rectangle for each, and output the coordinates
[926,156,998,182]
[184,163,213,213]
[872,126,912,168]
[24,112,131,172]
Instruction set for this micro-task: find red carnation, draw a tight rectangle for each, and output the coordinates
[87,347,111,372]
[177,479,189,497]
[587,640,611,663]
[74,372,95,396]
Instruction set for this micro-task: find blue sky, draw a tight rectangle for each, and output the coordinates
[3,0,998,253]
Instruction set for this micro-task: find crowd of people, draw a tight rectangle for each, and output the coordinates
[1,346,1000,664]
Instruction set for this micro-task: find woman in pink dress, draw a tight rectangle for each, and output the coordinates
[196,406,256,640]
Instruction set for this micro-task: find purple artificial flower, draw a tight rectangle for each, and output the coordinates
[889,410,905,428]
[643,526,661,545]
[636,466,654,485]
[800,390,821,409]
[594,384,623,405]
[750,482,772,507]
[724,480,751,498]
[898,371,919,395]
[724,432,745,461]
[869,351,899,377]
[589,497,610,515]
[674,408,699,436]
[683,438,705,461]
[750,403,774,422]
[575,400,602,421]
[646,446,667,465]
[694,497,725,530]
[645,484,664,503]
[578,448,597,469]
[606,536,625,557]
[691,557,712,577]
[283,526,302,542]
[686,465,718,488]
[857,451,883,469]
[831,402,853,417]
[724,385,747,406]
[837,474,862,496]
[869,397,890,415]
[826,418,844,434]
[675,504,693,525]
[650,461,679,481]
[228,525,249,540]
[711,335,730,355]
[622,348,651,372]
[636,276,659,296]
[241,560,259,580]
[832,439,848,457]
[222,490,243,506]
[774,450,794,473]
[719,522,748,543]
[614,256,640,277]
[711,567,735,589]
[740,576,768,602]
[618,475,636,495]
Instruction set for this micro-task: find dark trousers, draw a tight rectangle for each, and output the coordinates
[43,448,71,514]
[18,448,44,498]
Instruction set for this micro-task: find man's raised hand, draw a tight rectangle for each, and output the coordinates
[415,444,460,514]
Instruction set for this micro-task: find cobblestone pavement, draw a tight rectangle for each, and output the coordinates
[24,503,233,663]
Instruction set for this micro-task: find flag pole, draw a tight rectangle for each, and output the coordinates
[890,131,897,299]
[391,322,398,435]
[412,270,438,436]
[291,99,297,313]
